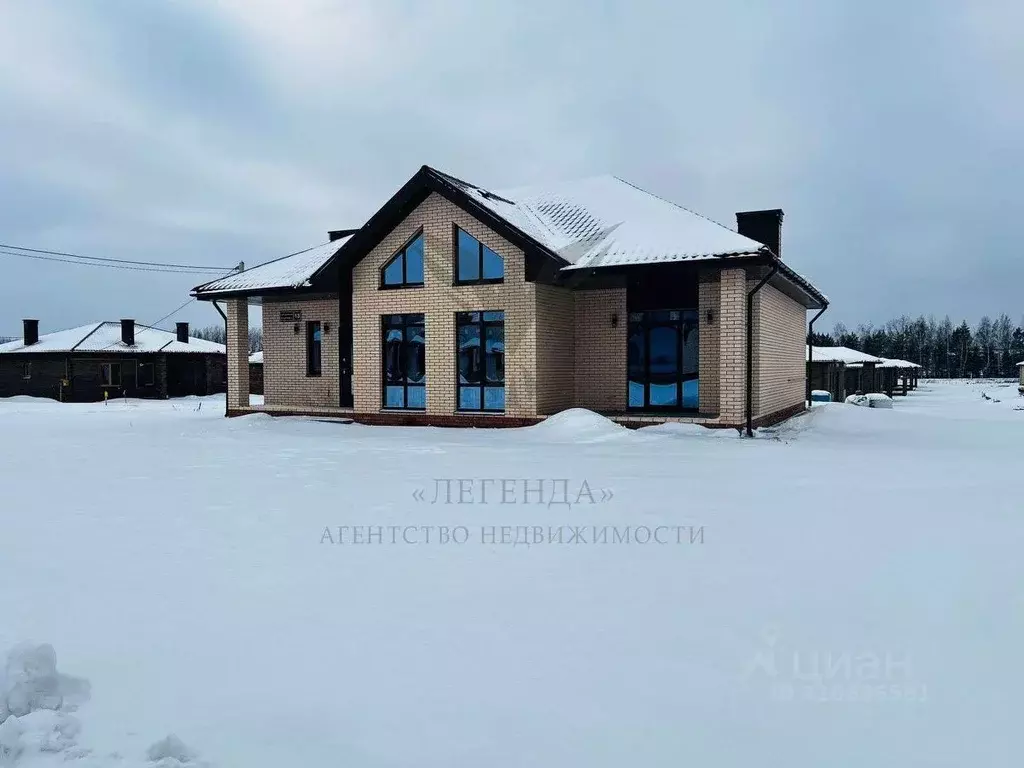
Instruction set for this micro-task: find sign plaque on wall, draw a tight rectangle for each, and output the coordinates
[280,310,302,322]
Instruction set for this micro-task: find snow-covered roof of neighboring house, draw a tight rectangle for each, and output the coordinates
[249,351,263,364]
[1017,360,1024,367]
[437,171,767,269]
[876,358,923,369]
[0,323,226,355]
[807,346,885,364]
[193,238,350,297]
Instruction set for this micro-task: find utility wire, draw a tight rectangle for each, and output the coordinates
[0,242,237,272]
[0,249,229,276]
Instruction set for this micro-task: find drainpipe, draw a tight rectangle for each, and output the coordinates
[806,304,828,407]
[746,262,779,437]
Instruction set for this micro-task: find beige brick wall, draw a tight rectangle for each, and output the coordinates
[226,298,250,409]
[750,282,806,418]
[351,192,537,417]
[573,289,627,411]
[535,284,575,415]
[717,268,747,424]
[697,270,720,415]
[262,297,340,408]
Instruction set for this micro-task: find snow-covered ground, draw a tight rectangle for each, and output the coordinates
[0,380,1021,767]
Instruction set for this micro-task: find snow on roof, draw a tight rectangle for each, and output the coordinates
[0,323,225,355]
[1017,360,1024,367]
[249,351,264,364]
[876,358,923,369]
[807,346,885,364]
[440,172,767,270]
[193,238,350,296]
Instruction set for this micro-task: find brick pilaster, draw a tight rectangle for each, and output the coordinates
[717,268,747,425]
[226,298,250,409]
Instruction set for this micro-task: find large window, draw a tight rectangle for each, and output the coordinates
[381,231,425,288]
[101,363,121,387]
[627,310,698,411]
[306,321,322,377]
[137,362,155,387]
[382,314,425,409]
[457,311,504,411]
[454,227,503,284]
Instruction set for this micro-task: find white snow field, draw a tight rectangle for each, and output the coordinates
[0,380,1021,766]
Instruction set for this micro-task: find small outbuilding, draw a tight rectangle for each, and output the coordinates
[1017,361,1023,394]
[806,346,885,402]
[0,319,227,402]
[876,358,923,396]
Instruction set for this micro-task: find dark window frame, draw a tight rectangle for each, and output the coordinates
[626,309,699,412]
[380,229,426,289]
[381,313,426,410]
[101,362,122,387]
[455,310,505,412]
[453,225,504,285]
[137,362,155,387]
[306,321,323,377]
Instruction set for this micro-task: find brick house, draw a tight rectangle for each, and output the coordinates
[0,319,226,402]
[192,166,827,430]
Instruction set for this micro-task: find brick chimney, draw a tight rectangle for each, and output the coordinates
[736,209,784,259]
[121,318,135,346]
[23,319,39,346]
[176,322,189,343]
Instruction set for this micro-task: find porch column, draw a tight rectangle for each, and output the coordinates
[226,298,250,411]
[717,268,747,425]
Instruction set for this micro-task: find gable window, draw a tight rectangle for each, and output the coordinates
[382,314,425,409]
[138,362,155,387]
[455,227,503,284]
[101,363,121,387]
[22,362,31,380]
[381,231,425,288]
[457,311,504,411]
[306,321,322,377]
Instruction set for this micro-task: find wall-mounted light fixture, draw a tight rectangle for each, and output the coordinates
[293,323,300,334]
[611,313,619,327]
[324,323,331,334]
[705,309,714,325]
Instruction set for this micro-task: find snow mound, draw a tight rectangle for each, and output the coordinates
[1,643,90,720]
[147,734,206,766]
[526,409,627,442]
[844,393,894,409]
[640,422,742,439]
[0,644,90,764]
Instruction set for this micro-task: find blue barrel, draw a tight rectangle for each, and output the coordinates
[810,390,831,403]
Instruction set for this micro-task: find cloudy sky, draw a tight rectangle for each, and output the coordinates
[0,0,1021,338]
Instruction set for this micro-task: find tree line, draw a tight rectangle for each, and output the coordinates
[191,325,263,353]
[811,314,1024,378]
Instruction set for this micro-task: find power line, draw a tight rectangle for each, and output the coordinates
[0,242,236,272]
[0,248,229,276]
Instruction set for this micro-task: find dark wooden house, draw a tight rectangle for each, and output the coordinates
[0,319,227,402]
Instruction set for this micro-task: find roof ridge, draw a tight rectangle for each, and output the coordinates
[70,322,106,351]
[610,175,763,246]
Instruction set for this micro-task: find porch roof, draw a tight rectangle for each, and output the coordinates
[876,358,922,369]
[192,238,350,298]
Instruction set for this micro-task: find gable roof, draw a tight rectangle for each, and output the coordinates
[193,165,826,307]
[192,238,350,297]
[0,322,226,355]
